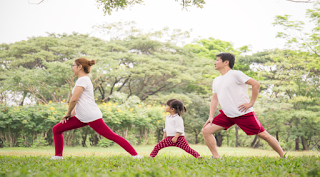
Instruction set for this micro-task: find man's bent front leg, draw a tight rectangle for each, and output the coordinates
[257,131,285,157]
[202,124,225,158]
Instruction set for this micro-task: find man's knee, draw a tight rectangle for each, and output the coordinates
[258,131,272,141]
[202,126,210,136]
[202,126,215,136]
[202,124,223,136]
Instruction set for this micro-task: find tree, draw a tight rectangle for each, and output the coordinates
[240,49,320,151]
[0,33,104,105]
[96,0,205,15]
[91,21,216,101]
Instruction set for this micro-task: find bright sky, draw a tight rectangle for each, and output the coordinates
[0,0,314,53]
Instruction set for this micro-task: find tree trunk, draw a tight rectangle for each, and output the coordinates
[215,132,223,147]
[82,127,89,147]
[194,129,199,144]
[301,136,309,151]
[125,126,129,139]
[19,91,28,106]
[235,126,239,147]
[139,129,143,144]
[254,138,261,148]
[8,126,13,147]
[227,131,229,146]
[0,138,3,148]
[276,131,279,142]
[157,129,162,143]
[295,136,300,151]
[251,135,258,148]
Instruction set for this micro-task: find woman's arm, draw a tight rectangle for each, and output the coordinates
[61,86,84,124]
[71,108,76,117]
[66,86,84,115]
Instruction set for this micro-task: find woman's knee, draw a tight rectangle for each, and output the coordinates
[52,123,62,135]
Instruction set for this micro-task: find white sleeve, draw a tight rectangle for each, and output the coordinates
[75,78,88,89]
[234,70,251,84]
[212,80,216,93]
[174,116,184,134]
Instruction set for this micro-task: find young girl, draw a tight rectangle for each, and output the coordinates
[150,99,201,158]
[51,58,142,159]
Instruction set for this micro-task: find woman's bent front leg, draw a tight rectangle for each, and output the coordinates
[52,116,87,156]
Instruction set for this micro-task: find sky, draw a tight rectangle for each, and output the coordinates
[0,0,315,53]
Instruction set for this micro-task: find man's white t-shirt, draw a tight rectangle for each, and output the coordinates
[212,70,253,118]
[72,76,102,123]
[163,114,185,136]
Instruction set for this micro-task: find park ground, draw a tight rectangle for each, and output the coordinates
[0,145,319,176]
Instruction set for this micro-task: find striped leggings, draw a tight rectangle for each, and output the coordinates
[150,136,200,158]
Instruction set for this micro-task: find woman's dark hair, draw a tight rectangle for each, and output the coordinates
[166,99,187,116]
[75,58,96,74]
[216,53,235,69]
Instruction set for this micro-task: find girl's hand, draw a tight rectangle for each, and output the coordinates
[172,137,178,143]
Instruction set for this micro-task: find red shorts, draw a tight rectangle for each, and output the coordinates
[212,110,265,135]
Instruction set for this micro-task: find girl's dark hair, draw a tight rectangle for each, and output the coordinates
[75,58,96,74]
[166,99,187,116]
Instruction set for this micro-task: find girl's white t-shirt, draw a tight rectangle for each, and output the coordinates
[163,114,185,136]
[72,76,102,123]
[212,70,253,118]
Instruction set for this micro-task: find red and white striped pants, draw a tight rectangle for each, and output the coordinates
[150,136,200,158]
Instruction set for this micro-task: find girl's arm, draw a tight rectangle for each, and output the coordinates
[172,117,184,143]
[172,132,181,143]
[162,132,167,140]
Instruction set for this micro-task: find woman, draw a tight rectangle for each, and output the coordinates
[51,58,142,159]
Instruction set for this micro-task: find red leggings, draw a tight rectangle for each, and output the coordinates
[52,116,137,156]
[150,136,200,158]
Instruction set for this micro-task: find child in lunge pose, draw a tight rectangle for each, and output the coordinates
[150,99,201,158]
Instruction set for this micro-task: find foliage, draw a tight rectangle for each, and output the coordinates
[0,154,319,176]
[96,0,206,15]
[0,100,166,148]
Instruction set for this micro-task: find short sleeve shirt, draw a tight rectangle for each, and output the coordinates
[212,70,253,118]
[163,114,185,136]
[72,76,102,123]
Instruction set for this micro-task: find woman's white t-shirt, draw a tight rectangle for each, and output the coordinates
[212,70,253,118]
[72,76,102,123]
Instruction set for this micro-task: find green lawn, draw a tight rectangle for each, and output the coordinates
[1,145,319,176]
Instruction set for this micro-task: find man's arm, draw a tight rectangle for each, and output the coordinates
[203,93,219,128]
[238,79,260,112]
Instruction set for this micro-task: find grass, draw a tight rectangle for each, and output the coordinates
[0,145,319,177]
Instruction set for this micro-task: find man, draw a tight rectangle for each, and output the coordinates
[202,53,285,158]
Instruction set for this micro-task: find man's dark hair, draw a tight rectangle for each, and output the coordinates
[216,53,235,69]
